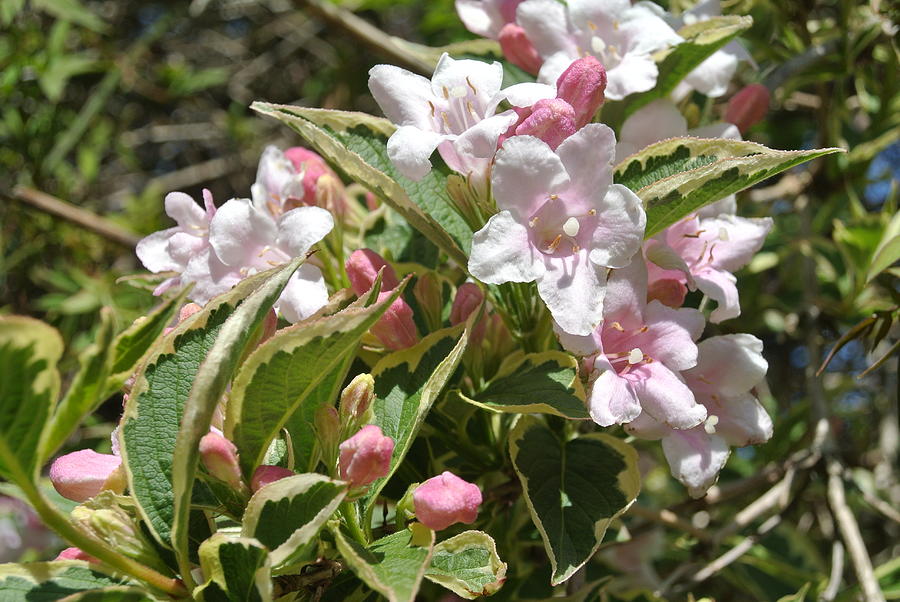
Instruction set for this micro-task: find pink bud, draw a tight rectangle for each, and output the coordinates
[498,23,542,75]
[338,425,394,488]
[199,432,244,491]
[725,83,770,133]
[283,147,348,215]
[413,471,482,531]
[178,303,203,323]
[450,283,487,344]
[346,249,400,295]
[514,98,578,150]
[49,450,125,503]
[556,56,607,128]
[55,547,97,563]
[647,278,688,308]
[365,191,381,211]
[372,291,419,350]
[250,465,295,492]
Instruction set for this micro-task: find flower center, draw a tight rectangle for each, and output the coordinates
[428,77,485,134]
[527,195,596,256]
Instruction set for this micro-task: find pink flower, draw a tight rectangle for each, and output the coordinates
[346,249,419,350]
[346,249,401,293]
[556,259,707,429]
[456,0,526,39]
[555,55,607,128]
[250,465,295,493]
[199,432,245,492]
[498,23,543,74]
[49,450,125,503]
[338,425,394,488]
[413,471,482,531]
[469,125,645,336]
[450,282,487,343]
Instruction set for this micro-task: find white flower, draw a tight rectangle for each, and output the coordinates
[517,0,682,100]
[468,124,646,335]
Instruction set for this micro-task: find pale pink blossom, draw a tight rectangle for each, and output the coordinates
[252,146,347,217]
[250,465,295,493]
[338,425,394,488]
[557,259,707,429]
[49,450,125,503]
[626,334,771,496]
[469,125,645,336]
[456,0,525,38]
[516,0,682,99]
[413,471,482,530]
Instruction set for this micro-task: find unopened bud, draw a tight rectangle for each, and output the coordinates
[56,547,97,563]
[513,98,577,150]
[72,493,162,570]
[338,425,394,488]
[250,465,295,493]
[49,450,125,503]
[413,273,444,332]
[314,406,342,469]
[346,249,400,295]
[647,278,688,308]
[364,191,381,211]
[725,83,769,133]
[556,56,607,128]
[283,147,348,215]
[498,23,542,75]
[451,282,487,344]
[199,432,244,492]
[372,292,419,350]
[339,373,376,420]
[412,471,482,531]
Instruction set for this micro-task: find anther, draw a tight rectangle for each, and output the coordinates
[466,76,477,95]
[718,227,729,241]
[428,100,436,116]
[610,321,624,331]
[549,193,559,200]
[442,86,450,99]
[638,325,648,333]
[545,234,563,253]
[529,216,539,228]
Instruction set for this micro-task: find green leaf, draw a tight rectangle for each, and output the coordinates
[171,259,305,575]
[613,137,843,237]
[58,586,151,601]
[194,535,271,602]
[364,324,469,512]
[0,562,128,600]
[38,309,115,464]
[623,16,753,116]
[251,103,472,267]
[332,525,435,602]
[777,583,811,602]
[866,211,900,283]
[508,417,640,586]
[226,283,407,477]
[120,270,281,547]
[457,352,589,419]
[0,316,63,481]
[32,0,107,32]
[425,530,507,599]
[241,474,347,567]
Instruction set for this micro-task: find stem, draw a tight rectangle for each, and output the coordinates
[340,501,369,546]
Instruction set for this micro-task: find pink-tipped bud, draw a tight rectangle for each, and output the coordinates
[514,98,578,150]
[338,425,394,488]
[725,83,770,133]
[450,283,487,344]
[164,303,203,336]
[339,373,376,420]
[647,278,688,308]
[498,23,542,75]
[283,147,348,215]
[372,292,419,350]
[413,272,444,331]
[250,465,295,493]
[55,547,97,563]
[413,471,482,531]
[260,309,278,344]
[346,249,400,295]
[365,191,381,211]
[49,450,125,503]
[556,56,607,128]
[199,432,244,492]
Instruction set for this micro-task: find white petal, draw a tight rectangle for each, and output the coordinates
[537,249,607,336]
[696,195,737,218]
[386,126,448,181]
[702,215,773,273]
[182,248,242,304]
[209,198,277,268]
[706,392,773,447]
[453,111,519,159]
[276,264,329,323]
[629,361,706,429]
[694,267,740,323]
[688,334,767,396]
[553,320,603,356]
[619,100,687,156]
[368,64,436,128]
[602,251,648,322]
[682,49,738,98]
[136,229,181,273]
[517,0,577,58]
[469,211,545,284]
[624,411,669,440]
[501,82,557,107]
[588,184,647,269]
[689,122,741,141]
[662,428,730,498]
[588,356,642,426]
[276,206,334,257]
[165,192,206,230]
[557,124,616,203]
[431,53,504,110]
[456,0,504,38]
[568,0,632,25]
[605,52,659,100]
[492,135,570,219]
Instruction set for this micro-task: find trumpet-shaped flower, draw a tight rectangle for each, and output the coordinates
[517,0,682,99]
[469,125,645,336]
[207,199,334,322]
[368,53,553,181]
[252,146,347,217]
[557,259,707,428]
[413,471,482,530]
[456,0,525,38]
[626,333,771,496]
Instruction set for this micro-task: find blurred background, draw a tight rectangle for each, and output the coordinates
[1,0,897,598]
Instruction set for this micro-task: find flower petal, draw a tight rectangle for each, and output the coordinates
[556,123,616,203]
[618,100,687,162]
[639,301,704,371]
[492,135,570,219]
[693,267,740,323]
[588,184,647,269]
[456,0,504,38]
[277,206,335,257]
[136,229,180,273]
[682,49,738,98]
[661,428,730,498]
[703,215,773,273]
[276,264,329,323]
[431,53,504,110]
[602,254,648,324]
[705,392,773,447]
[588,356,642,426]
[501,82,557,107]
[605,52,658,100]
[368,64,435,128]
[537,248,607,336]
[517,0,577,58]
[454,111,520,159]
[386,126,448,181]
[628,361,706,429]
[165,192,206,230]
[209,198,278,268]
[686,334,767,396]
[469,210,545,284]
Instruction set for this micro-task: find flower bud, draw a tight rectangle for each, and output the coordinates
[372,292,419,350]
[647,278,688,308]
[283,147,348,215]
[413,272,444,332]
[498,23,542,75]
[412,471,482,531]
[339,373,376,420]
[314,406,342,469]
[199,432,244,493]
[56,547,97,562]
[250,465,295,493]
[451,282,487,344]
[556,56,607,128]
[364,191,381,211]
[338,425,394,488]
[513,98,578,150]
[49,450,125,503]
[346,249,400,295]
[725,83,769,133]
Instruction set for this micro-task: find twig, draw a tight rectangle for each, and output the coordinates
[747,171,813,203]
[628,505,714,542]
[7,187,141,248]
[826,460,886,602]
[857,485,900,525]
[690,514,782,585]
[821,540,845,601]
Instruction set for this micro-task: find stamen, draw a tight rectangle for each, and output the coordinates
[563,217,580,237]
[704,415,719,435]
[698,375,713,385]
[549,193,559,200]
[571,243,581,253]
[529,216,539,228]
[683,229,706,238]
[610,321,624,331]
[587,209,596,215]
[428,100,436,116]
[441,112,451,129]
[696,240,709,264]
[442,86,450,99]
[257,245,271,257]
[587,21,597,31]
[627,348,643,365]
[545,234,563,253]
[613,19,620,30]
[466,76,477,95]
[638,325,649,333]
[466,100,478,117]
